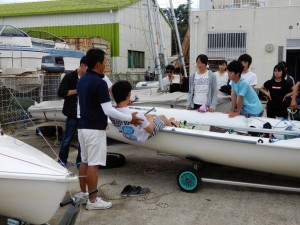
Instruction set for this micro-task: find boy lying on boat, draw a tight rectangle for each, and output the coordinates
[109,80,179,143]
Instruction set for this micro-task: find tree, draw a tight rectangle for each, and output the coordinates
[162,3,189,56]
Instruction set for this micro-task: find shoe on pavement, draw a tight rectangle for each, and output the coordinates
[86,197,112,210]
[73,192,88,205]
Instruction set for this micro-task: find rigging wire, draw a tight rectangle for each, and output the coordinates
[0,77,74,175]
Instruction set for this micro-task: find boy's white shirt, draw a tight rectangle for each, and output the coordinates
[115,107,150,143]
[241,71,257,87]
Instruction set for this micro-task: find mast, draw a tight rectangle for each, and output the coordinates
[147,0,164,90]
[154,0,169,71]
[169,0,188,77]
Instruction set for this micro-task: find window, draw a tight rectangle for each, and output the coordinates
[128,50,145,69]
[206,32,247,60]
[0,25,28,37]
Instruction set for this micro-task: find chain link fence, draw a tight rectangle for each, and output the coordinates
[0,72,145,125]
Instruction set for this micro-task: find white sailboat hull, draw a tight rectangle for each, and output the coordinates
[0,25,85,72]
[28,100,300,137]
[0,48,82,72]
[28,89,231,121]
[131,88,231,111]
[107,122,300,179]
[28,101,300,178]
[29,99,65,121]
[0,134,78,224]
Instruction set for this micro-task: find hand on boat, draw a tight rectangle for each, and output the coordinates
[207,108,215,112]
[131,112,144,125]
[227,112,239,118]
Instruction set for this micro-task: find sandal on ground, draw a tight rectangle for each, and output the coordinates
[128,186,150,197]
[120,185,134,197]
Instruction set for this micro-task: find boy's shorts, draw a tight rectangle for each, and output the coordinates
[78,129,107,166]
[148,116,166,139]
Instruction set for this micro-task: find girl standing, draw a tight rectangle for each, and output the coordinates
[260,64,293,119]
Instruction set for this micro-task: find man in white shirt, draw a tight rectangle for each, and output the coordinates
[238,54,257,88]
[162,64,180,92]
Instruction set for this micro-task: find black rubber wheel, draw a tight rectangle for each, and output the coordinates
[36,125,63,137]
[177,168,201,193]
[99,152,126,169]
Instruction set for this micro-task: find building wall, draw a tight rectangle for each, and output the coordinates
[0,0,172,75]
[190,6,300,86]
[118,0,172,74]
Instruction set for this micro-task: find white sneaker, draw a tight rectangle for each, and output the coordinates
[73,192,88,205]
[86,197,112,210]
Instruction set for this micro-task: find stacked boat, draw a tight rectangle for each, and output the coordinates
[0,25,85,72]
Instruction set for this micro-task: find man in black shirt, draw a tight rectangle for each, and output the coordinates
[57,56,87,168]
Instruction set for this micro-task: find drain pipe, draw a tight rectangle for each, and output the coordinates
[194,16,199,72]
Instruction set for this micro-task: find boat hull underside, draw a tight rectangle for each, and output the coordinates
[0,178,70,224]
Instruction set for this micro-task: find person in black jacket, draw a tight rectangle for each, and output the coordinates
[57,56,87,168]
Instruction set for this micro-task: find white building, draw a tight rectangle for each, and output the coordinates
[0,0,172,75]
[190,0,300,86]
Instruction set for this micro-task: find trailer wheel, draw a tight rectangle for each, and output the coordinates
[177,168,201,193]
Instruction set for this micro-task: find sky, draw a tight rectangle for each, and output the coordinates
[1,0,196,8]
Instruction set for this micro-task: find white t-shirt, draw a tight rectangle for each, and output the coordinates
[110,107,150,143]
[193,71,209,105]
[103,75,113,89]
[162,76,171,90]
[241,71,257,87]
[162,75,180,91]
[214,71,228,90]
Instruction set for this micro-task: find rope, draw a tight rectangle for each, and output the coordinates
[0,152,67,175]
[0,79,74,176]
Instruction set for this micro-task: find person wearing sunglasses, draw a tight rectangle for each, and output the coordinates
[162,64,180,93]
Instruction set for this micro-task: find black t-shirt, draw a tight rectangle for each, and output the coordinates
[263,79,292,108]
[77,69,111,130]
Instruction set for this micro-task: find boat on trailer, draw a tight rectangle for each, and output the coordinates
[0,133,78,224]
[28,101,300,192]
[105,106,300,192]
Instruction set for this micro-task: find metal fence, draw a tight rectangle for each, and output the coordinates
[0,72,145,125]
